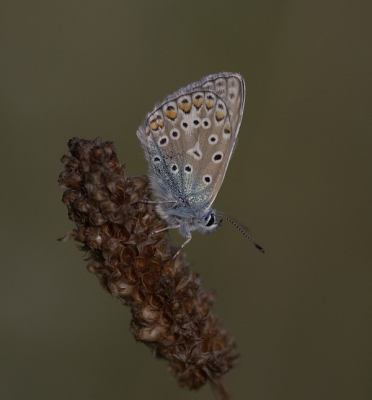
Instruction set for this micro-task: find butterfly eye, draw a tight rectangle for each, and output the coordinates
[171,164,178,173]
[153,156,161,164]
[205,213,216,227]
[184,164,193,174]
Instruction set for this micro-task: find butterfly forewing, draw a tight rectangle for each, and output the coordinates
[136,72,245,209]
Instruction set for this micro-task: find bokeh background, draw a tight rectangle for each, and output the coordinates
[1,1,371,399]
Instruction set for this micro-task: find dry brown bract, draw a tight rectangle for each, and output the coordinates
[58,138,238,397]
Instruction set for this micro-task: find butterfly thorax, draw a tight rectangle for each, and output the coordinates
[155,202,220,237]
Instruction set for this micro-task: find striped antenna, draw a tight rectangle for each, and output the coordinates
[217,213,265,253]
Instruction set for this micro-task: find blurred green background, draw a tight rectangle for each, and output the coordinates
[1,1,371,399]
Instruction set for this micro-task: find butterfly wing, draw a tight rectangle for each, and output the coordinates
[136,72,245,209]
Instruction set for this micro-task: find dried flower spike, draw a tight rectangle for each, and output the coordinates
[58,138,238,398]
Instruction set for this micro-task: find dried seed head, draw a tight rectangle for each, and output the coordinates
[59,138,238,390]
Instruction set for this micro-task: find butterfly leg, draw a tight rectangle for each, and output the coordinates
[138,200,177,205]
[149,224,181,237]
[172,234,192,260]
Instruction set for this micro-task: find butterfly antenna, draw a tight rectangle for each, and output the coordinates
[217,213,265,253]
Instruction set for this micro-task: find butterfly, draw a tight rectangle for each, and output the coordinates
[136,72,264,257]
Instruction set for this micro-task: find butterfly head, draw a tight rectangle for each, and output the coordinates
[199,209,220,233]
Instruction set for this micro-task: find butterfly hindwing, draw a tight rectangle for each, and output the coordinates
[136,72,245,208]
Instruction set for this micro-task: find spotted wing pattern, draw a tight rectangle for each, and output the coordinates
[136,72,245,210]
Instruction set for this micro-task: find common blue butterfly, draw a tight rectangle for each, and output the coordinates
[137,72,264,257]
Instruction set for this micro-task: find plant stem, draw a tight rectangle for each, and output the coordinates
[210,378,233,400]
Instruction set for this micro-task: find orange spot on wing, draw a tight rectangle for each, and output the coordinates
[179,102,192,113]
[193,98,203,108]
[215,111,225,121]
[165,109,177,120]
